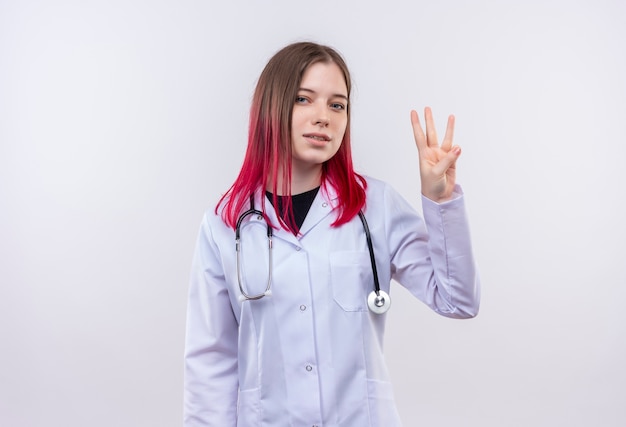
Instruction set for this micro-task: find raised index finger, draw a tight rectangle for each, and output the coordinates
[410,109,427,152]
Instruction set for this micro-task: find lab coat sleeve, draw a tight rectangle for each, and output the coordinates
[387,184,480,318]
[184,213,239,426]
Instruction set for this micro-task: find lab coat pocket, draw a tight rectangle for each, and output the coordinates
[237,387,260,426]
[330,250,371,312]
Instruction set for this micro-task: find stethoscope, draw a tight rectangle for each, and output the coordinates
[235,196,391,314]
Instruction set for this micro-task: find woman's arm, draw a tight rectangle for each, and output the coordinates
[385,182,480,318]
[184,214,239,426]
[388,108,480,317]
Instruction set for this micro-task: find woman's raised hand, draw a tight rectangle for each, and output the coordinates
[411,107,460,203]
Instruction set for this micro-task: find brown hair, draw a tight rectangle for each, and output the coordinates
[218,41,365,233]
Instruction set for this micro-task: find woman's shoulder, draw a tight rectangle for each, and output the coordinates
[361,175,419,218]
[362,175,398,197]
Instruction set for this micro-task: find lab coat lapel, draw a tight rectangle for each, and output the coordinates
[247,189,301,247]
[297,185,338,237]
[247,185,338,242]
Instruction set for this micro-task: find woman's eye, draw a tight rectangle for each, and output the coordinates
[295,96,308,103]
[330,103,346,110]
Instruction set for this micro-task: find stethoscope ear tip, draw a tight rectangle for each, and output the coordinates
[238,294,247,303]
[264,290,273,297]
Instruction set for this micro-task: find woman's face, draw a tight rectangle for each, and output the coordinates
[290,61,348,175]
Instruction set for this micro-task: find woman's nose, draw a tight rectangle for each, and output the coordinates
[313,103,330,126]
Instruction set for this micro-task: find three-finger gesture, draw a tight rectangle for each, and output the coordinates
[411,107,461,203]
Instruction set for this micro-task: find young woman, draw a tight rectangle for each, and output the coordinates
[184,41,480,427]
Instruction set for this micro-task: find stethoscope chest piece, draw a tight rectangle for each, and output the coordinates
[367,290,391,314]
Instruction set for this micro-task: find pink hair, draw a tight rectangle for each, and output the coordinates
[217,42,366,233]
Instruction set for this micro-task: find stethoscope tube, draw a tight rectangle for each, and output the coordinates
[235,199,273,301]
[358,211,380,294]
[235,196,390,314]
[358,211,391,314]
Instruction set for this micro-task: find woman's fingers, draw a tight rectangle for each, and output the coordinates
[412,107,454,153]
[441,114,455,152]
[432,145,461,177]
[424,107,440,148]
[410,109,427,153]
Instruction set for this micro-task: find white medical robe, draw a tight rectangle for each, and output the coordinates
[184,177,480,426]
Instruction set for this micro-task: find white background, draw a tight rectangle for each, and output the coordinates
[1,1,625,426]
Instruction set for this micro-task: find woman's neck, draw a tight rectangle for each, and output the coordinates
[270,164,322,195]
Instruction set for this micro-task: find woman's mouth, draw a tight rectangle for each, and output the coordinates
[303,133,331,145]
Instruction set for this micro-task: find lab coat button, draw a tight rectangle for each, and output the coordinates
[305,364,313,372]
[295,246,301,251]
[300,304,306,311]
[322,202,328,208]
